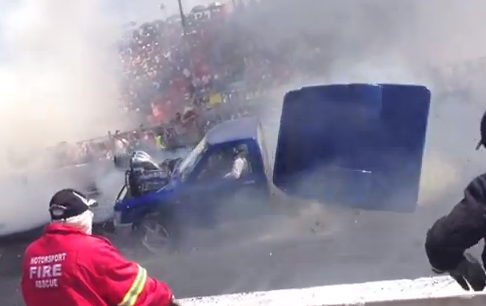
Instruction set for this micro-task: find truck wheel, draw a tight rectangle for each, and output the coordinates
[140,218,170,254]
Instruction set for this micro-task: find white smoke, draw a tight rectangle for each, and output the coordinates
[0,0,133,235]
[0,0,220,236]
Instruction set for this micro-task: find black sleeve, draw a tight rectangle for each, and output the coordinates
[425,173,486,271]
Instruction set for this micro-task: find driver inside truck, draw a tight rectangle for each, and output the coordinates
[224,144,249,179]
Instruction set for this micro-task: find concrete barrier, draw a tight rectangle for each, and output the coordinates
[181,276,486,306]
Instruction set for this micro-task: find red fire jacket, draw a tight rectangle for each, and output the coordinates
[21,224,173,306]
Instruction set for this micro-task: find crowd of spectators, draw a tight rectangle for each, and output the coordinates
[118,0,291,122]
[48,0,328,167]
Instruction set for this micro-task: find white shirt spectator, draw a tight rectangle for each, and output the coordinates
[202,74,211,85]
[114,138,129,154]
[183,68,191,78]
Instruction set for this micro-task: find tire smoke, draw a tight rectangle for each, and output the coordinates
[0,0,132,235]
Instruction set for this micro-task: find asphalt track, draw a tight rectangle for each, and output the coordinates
[0,193,462,306]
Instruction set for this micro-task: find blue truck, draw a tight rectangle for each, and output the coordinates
[110,117,273,251]
[108,83,431,252]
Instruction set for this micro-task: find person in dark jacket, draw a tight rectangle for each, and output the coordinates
[425,111,486,291]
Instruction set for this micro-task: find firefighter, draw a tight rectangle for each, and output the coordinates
[21,188,181,306]
[425,110,486,291]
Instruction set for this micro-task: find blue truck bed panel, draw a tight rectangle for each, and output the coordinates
[273,84,431,212]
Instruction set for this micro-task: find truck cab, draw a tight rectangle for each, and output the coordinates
[113,117,271,238]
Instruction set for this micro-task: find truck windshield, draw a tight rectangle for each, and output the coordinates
[175,137,208,181]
